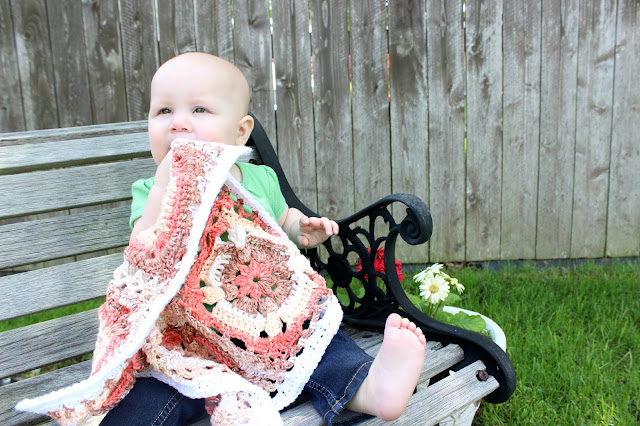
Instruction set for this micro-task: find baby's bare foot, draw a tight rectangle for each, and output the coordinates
[345,313,427,421]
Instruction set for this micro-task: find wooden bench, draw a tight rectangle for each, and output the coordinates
[0,116,516,425]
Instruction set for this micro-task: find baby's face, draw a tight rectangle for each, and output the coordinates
[148,57,248,165]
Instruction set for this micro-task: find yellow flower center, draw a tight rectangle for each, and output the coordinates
[429,284,440,293]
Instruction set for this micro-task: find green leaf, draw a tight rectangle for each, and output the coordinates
[443,292,461,305]
[436,311,486,333]
[406,293,423,306]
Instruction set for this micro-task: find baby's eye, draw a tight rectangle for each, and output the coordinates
[194,107,207,113]
[160,108,172,114]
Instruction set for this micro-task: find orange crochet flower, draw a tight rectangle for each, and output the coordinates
[234,260,274,300]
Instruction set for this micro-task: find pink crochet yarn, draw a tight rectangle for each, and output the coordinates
[16,140,343,425]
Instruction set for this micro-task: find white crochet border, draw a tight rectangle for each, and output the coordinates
[15,139,342,419]
[16,140,248,415]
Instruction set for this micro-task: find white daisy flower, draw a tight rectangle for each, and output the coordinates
[419,273,450,304]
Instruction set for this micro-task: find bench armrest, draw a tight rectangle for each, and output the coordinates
[248,113,515,404]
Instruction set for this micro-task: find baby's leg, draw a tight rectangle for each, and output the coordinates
[100,377,207,425]
[345,313,427,421]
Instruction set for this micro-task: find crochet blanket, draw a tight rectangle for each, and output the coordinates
[16,140,343,425]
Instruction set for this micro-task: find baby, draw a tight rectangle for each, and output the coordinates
[106,52,427,425]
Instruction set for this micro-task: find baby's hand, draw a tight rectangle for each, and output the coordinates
[297,216,339,248]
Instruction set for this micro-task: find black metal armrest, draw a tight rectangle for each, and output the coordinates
[308,194,515,404]
[247,113,515,404]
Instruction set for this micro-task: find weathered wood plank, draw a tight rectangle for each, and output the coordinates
[272,0,317,211]
[388,0,428,264]
[0,120,148,146]
[0,132,150,175]
[0,253,119,321]
[194,0,233,61]
[350,0,391,211]
[310,0,354,221]
[426,1,466,263]
[0,309,99,378]
[156,0,197,63]
[464,0,503,261]
[0,360,92,426]
[81,0,129,124]
[232,0,276,145]
[280,342,467,425]
[0,159,156,219]
[373,360,498,426]
[0,0,25,132]
[11,0,58,130]
[536,0,579,260]
[500,1,541,260]
[119,0,158,121]
[571,1,617,258]
[606,0,640,257]
[46,2,93,128]
[0,206,130,269]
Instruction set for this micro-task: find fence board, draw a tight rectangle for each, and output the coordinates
[272,0,317,211]
[156,0,197,63]
[119,0,158,121]
[606,0,640,257]
[0,1,639,262]
[82,0,128,124]
[310,0,354,221]
[233,0,276,145]
[426,1,466,263]
[0,0,25,132]
[388,0,428,264]
[46,2,93,128]
[501,1,541,260]
[571,1,617,258]
[464,0,503,261]
[536,0,579,259]
[194,0,233,61]
[12,0,58,130]
[350,1,391,210]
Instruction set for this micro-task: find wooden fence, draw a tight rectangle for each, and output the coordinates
[1,0,638,263]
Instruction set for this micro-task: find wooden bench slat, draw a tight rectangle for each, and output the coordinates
[1,322,468,426]
[278,340,466,425]
[0,159,156,219]
[0,360,92,426]
[0,134,259,176]
[0,121,148,146]
[0,310,98,379]
[0,254,119,321]
[0,207,130,269]
[0,133,150,175]
[393,360,499,426]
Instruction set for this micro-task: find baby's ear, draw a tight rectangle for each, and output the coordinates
[235,115,254,146]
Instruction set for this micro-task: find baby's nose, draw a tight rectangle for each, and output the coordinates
[170,113,191,132]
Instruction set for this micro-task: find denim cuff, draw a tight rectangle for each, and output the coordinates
[306,360,374,426]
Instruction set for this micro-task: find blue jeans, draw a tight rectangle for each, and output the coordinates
[100,330,373,426]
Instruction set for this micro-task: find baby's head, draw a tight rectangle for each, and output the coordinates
[148,52,254,165]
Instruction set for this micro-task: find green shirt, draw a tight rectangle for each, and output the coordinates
[130,162,287,228]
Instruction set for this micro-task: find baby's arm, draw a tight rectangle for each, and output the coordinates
[278,206,339,248]
[129,153,172,243]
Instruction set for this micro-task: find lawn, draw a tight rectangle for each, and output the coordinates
[2,261,638,424]
[425,261,640,425]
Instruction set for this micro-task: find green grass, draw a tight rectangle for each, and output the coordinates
[0,297,105,332]
[2,262,638,424]
[433,261,640,425]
